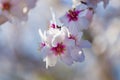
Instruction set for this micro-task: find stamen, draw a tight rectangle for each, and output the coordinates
[51,43,65,56]
[51,24,56,28]
[67,8,80,22]
[2,2,11,11]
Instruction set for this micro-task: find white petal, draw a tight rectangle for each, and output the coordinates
[40,46,50,59]
[85,9,94,22]
[64,39,75,47]
[45,29,60,45]
[50,7,57,26]
[79,40,91,48]
[67,21,80,34]
[52,31,66,47]
[60,49,73,65]
[77,32,83,41]
[44,53,57,69]
[78,17,90,30]
[86,0,98,8]
[76,3,88,10]
[59,14,69,26]
[76,32,83,45]
[61,27,70,37]
[38,29,46,41]
[70,47,85,62]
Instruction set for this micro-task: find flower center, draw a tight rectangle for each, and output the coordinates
[2,2,11,11]
[67,8,80,22]
[50,23,61,29]
[51,24,56,28]
[51,43,65,56]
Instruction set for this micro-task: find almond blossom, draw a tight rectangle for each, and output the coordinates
[0,0,37,24]
[39,27,71,68]
[38,7,92,68]
[39,24,91,68]
[60,4,94,33]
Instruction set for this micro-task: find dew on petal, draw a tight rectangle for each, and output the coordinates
[23,7,28,14]
[79,51,82,55]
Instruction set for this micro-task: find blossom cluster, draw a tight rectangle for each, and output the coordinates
[0,0,109,68]
[0,0,37,24]
[38,0,109,68]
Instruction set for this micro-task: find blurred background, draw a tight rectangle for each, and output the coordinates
[0,0,120,80]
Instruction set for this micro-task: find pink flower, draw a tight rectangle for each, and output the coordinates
[60,4,94,33]
[0,0,37,23]
[38,8,91,68]
[39,27,72,68]
[39,26,91,68]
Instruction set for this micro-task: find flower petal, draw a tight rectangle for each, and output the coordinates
[40,46,50,59]
[43,53,57,69]
[71,47,85,62]
[39,29,46,41]
[78,17,90,30]
[50,7,57,26]
[64,39,75,47]
[45,28,60,46]
[76,32,83,41]
[52,31,66,47]
[79,40,91,48]
[59,13,69,26]
[60,49,73,65]
[86,0,98,8]
[85,9,94,22]
[67,21,80,34]
[76,3,88,10]
[61,27,70,37]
